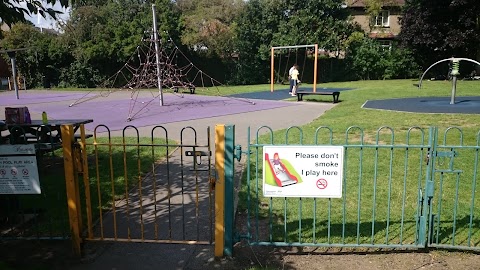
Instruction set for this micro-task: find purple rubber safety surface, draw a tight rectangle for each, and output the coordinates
[0,92,97,106]
[1,91,296,131]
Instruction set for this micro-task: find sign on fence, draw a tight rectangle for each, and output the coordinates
[0,144,41,194]
[263,145,344,198]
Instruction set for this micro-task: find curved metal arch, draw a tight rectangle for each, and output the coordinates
[418,58,480,88]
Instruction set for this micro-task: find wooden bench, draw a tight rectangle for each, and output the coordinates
[296,91,340,103]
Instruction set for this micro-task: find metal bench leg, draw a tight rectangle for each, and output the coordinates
[333,94,339,103]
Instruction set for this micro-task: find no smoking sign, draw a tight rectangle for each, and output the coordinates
[316,178,328,189]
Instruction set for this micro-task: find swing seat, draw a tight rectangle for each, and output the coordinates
[296,91,340,103]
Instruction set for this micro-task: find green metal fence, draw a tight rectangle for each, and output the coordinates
[236,126,480,251]
[427,127,480,251]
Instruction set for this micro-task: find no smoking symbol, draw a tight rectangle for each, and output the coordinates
[316,179,328,189]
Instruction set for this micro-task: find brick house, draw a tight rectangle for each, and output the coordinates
[347,0,405,49]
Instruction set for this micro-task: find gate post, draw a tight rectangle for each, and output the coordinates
[214,124,235,257]
[61,124,82,256]
[419,126,437,247]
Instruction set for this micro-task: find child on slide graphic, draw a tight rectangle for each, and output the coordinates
[273,153,285,175]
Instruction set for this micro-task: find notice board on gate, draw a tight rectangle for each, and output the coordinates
[263,145,344,198]
[0,144,41,194]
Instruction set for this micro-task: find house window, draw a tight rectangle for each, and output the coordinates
[374,10,390,27]
[378,40,392,51]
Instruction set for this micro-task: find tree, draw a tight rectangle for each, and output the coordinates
[271,0,356,53]
[57,0,182,87]
[233,0,358,84]
[346,36,385,80]
[345,33,420,80]
[399,0,480,68]
[0,0,73,27]
[0,22,62,88]
[177,0,244,58]
[232,0,274,84]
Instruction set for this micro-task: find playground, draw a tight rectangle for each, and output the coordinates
[1,79,480,269]
[1,57,480,270]
[2,74,480,137]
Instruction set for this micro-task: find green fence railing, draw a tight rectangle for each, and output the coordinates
[236,126,480,251]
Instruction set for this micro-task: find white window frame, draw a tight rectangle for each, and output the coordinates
[378,40,392,51]
[374,10,390,27]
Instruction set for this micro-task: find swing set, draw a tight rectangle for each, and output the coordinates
[270,44,318,93]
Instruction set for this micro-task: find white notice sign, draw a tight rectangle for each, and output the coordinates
[263,145,344,198]
[0,144,41,194]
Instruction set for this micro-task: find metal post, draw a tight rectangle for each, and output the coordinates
[7,51,19,99]
[313,44,318,92]
[214,124,235,257]
[450,58,460,105]
[152,4,163,106]
[271,47,274,92]
[224,125,235,256]
[450,76,457,104]
[214,125,226,257]
[61,124,82,256]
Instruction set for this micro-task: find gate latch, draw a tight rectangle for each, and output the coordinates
[434,150,459,172]
[185,150,211,167]
[185,150,211,157]
[234,145,242,162]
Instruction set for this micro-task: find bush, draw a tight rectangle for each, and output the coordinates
[346,37,421,80]
[58,61,103,88]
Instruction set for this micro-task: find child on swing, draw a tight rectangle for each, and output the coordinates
[290,64,300,96]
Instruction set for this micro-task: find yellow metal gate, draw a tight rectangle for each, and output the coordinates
[66,124,214,249]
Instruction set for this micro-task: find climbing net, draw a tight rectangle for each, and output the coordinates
[69,33,244,121]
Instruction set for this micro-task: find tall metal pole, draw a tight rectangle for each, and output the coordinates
[152,4,163,106]
[451,76,457,104]
[313,44,318,93]
[270,47,274,92]
[7,51,19,99]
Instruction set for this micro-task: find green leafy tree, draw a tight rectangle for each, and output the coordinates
[345,35,420,80]
[232,0,278,84]
[233,0,357,84]
[346,36,385,80]
[383,45,421,79]
[271,0,356,53]
[0,22,63,88]
[177,0,244,58]
[58,0,181,87]
[0,0,73,27]
[399,0,480,68]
